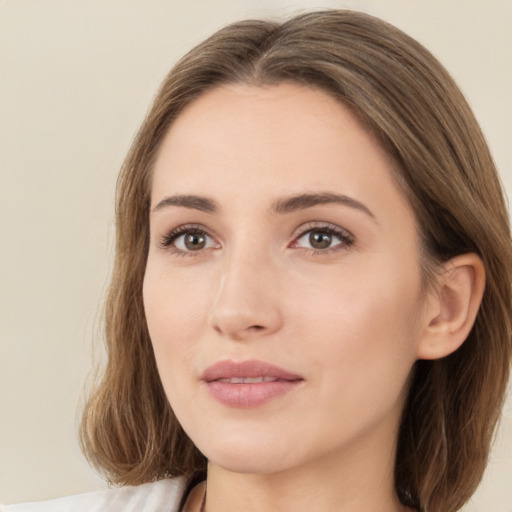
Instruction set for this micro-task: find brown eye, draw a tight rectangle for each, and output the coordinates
[164,228,217,253]
[293,225,353,253]
[184,232,206,251]
[309,231,332,249]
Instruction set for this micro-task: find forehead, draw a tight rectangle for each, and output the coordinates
[151,82,412,221]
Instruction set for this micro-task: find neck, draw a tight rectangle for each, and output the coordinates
[203,428,410,512]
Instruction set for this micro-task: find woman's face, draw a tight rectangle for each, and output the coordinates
[143,83,429,475]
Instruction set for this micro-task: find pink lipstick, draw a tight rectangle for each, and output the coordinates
[202,360,303,408]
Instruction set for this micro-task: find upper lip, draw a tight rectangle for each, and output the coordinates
[202,359,303,382]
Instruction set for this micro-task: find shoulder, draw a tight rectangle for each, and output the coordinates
[0,477,187,512]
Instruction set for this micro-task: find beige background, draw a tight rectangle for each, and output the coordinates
[1,0,511,509]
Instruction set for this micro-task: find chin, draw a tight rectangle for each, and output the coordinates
[206,447,295,475]
[193,427,299,475]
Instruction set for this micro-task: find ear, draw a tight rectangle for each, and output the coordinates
[417,253,485,360]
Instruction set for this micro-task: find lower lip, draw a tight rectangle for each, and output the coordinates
[205,380,302,408]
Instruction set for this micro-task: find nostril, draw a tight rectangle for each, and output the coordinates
[213,323,265,337]
[208,301,283,339]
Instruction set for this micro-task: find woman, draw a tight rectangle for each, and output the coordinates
[3,9,511,512]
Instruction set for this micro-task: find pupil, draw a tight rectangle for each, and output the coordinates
[185,233,206,250]
[310,231,331,249]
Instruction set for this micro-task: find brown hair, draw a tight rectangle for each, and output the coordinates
[80,10,512,512]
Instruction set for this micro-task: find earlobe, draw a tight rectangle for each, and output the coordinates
[417,253,486,360]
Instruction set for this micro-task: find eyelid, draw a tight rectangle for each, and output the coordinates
[291,221,353,241]
[290,221,354,252]
[158,223,220,254]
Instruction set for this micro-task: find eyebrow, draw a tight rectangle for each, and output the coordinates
[152,194,217,213]
[151,192,375,220]
[271,192,375,219]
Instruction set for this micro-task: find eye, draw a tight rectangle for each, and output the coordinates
[175,231,214,251]
[292,224,353,253]
[160,225,218,254]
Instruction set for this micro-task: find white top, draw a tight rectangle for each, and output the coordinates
[0,477,187,512]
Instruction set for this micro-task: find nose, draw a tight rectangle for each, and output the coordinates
[208,247,284,341]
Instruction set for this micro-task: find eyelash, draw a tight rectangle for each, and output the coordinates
[158,222,354,257]
[159,224,215,256]
[292,222,354,255]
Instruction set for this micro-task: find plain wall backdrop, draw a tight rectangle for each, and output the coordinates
[1,0,511,510]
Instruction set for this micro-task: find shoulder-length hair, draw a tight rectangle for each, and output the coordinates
[80,10,512,512]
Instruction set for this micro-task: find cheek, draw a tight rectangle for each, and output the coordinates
[142,264,211,382]
[287,278,421,450]
[291,258,423,391]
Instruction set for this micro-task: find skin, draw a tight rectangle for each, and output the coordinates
[143,83,483,512]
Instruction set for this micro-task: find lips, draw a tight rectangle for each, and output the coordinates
[202,360,303,408]
[217,376,279,384]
